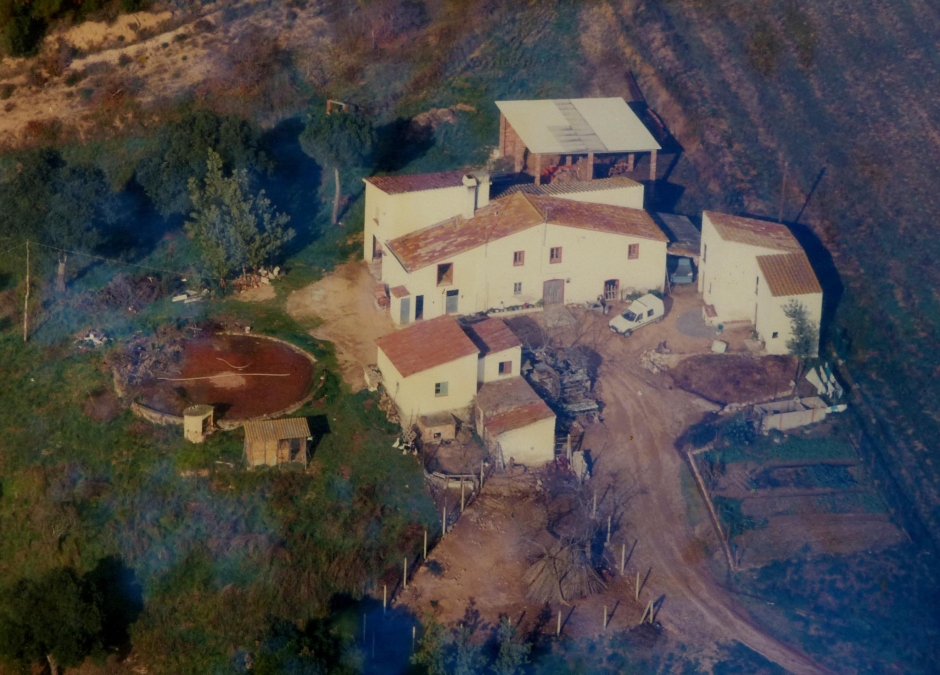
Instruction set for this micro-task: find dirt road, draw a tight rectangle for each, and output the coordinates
[285,262,395,391]
[585,292,834,674]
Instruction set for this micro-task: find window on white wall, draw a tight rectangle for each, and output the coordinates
[435,381,449,397]
[513,282,522,294]
[772,332,779,339]
[498,361,512,375]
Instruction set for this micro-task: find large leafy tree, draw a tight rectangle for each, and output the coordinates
[299,109,374,224]
[0,568,103,675]
[186,148,293,283]
[137,109,272,217]
[45,164,114,291]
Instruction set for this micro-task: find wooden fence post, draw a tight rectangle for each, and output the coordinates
[403,558,408,590]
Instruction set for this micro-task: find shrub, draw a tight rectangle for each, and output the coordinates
[0,83,14,100]
[118,53,133,67]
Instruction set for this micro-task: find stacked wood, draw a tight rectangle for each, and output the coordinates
[523,346,599,416]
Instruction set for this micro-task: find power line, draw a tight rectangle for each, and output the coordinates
[0,242,24,257]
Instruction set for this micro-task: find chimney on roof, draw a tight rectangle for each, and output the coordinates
[472,170,490,209]
[462,174,477,219]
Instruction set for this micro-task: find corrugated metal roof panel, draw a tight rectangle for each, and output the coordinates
[496,98,661,154]
[244,417,311,444]
[757,252,822,297]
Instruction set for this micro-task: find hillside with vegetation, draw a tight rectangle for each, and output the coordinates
[0,0,939,672]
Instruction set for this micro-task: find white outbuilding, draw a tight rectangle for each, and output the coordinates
[698,211,822,355]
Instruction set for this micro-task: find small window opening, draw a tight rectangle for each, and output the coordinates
[437,263,454,287]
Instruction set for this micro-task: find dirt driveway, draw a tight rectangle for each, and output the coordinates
[285,262,395,392]
[403,287,831,673]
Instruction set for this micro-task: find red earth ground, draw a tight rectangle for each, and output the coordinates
[138,333,315,420]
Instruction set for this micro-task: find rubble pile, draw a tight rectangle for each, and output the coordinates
[522,346,599,416]
[231,267,281,292]
[377,388,400,425]
[640,341,682,374]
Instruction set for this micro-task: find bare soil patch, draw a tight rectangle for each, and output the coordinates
[134,333,315,420]
[671,354,797,404]
[83,387,121,422]
[285,262,395,392]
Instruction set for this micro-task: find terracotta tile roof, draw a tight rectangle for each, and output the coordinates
[757,252,822,297]
[475,377,555,437]
[389,285,410,298]
[492,176,641,200]
[462,318,522,355]
[243,417,311,444]
[386,192,667,272]
[704,211,802,251]
[376,315,479,378]
[364,170,468,195]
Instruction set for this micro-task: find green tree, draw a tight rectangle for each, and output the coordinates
[411,617,450,675]
[136,109,272,217]
[0,568,103,675]
[783,298,820,378]
[45,164,113,292]
[492,617,529,675]
[452,624,484,675]
[299,109,374,225]
[185,148,293,283]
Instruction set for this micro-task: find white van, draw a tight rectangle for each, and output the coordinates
[608,294,665,337]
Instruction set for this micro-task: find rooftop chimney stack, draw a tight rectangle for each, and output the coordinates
[462,174,478,219]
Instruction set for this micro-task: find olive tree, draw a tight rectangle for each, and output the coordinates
[185,149,294,284]
[299,109,374,225]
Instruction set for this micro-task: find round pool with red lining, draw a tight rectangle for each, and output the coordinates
[138,334,316,420]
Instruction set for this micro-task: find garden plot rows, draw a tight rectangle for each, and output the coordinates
[696,437,905,568]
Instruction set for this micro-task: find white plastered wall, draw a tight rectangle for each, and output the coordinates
[384,223,667,324]
[553,185,644,209]
[493,416,556,466]
[479,346,522,383]
[699,213,788,324]
[376,348,478,422]
[755,281,822,356]
[363,182,472,262]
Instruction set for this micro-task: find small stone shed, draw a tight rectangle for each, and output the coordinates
[475,376,556,467]
[244,417,312,468]
[183,404,214,444]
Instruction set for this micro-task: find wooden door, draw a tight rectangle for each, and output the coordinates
[543,279,564,305]
[400,297,411,324]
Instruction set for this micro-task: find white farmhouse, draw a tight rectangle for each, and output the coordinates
[363,171,490,264]
[463,317,523,384]
[380,191,668,325]
[375,314,479,423]
[698,211,822,355]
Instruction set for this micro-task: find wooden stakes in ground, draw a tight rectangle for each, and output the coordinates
[383,584,387,612]
[461,477,465,512]
[603,604,608,632]
[593,490,597,518]
[403,558,408,590]
[423,529,428,560]
[639,600,654,625]
[412,626,416,653]
[635,571,640,600]
[557,610,562,636]
[480,460,485,487]
[607,516,611,544]
[621,543,626,574]
[442,506,447,536]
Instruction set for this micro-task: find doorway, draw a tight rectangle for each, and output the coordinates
[400,297,411,324]
[604,279,619,301]
[415,295,424,320]
[543,279,564,305]
[372,235,382,261]
[445,289,459,314]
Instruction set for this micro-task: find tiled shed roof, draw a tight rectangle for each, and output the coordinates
[364,170,468,195]
[704,211,802,251]
[243,417,311,444]
[476,377,555,437]
[376,315,479,378]
[385,192,667,272]
[389,285,410,298]
[463,318,522,355]
[757,252,822,297]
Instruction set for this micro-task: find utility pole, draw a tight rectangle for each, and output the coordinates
[22,240,29,343]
